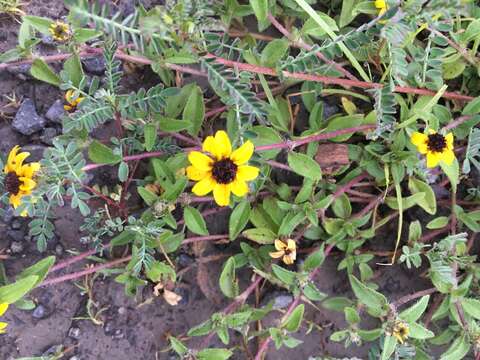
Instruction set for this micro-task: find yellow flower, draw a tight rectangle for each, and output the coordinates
[269,239,297,265]
[392,320,409,344]
[49,21,71,42]
[64,90,84,112]
[0,303,9,334]
[3,145,40,216]
[375,0,387,15]
[187,130,259,207]
[411,130,455,168]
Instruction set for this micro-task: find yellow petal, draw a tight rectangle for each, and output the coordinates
[188,151,213,172]
[186,165,208,181]
[269,250,285,259]
[426,152,440,168]
[231,141,254,165]
[441,149,455,165]
[20,209,28,217]
[20,163,40,178]
[231,179,249,197]
[214,131,232,159]
[0,303,8,316]
[191,176,215,196]
[236,165,259,181]
[274,239,287,251]
[374,0,386,8]
[0,322,7,331]
[12,151,30,170]
[410,132,427,147]
[286,239,296,251]
[445,132,454,150]
[202,136,222,160]
[19,177,36,191]
[283,254,294,265]
[65,90,74,103]
[9,193,22,208]
[213,183,231,207]
[7,145,20,166]
[64,104,73,111]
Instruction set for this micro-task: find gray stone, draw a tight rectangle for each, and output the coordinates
[32,304,48,319]
[68,326,81,339]
[2,208,14,224]
[112,329,124,339]
[272,293,293,309]
[45,99,66,124]
[10,241,24,254]
[10,219,23,230]
[40,127,58,145]
[21,145,47,162]
[6,64,31,80]
[177,253,194,268]
[82,57,106,75]
[323,102,339,120]
[7,230,24,242]
[55,244,64,256]
[12,99,46,135]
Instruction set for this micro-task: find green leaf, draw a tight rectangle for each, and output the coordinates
[408,322,434,339]
[249,0,268,22]
[242,228,276,244]
[272,264,296,285]
[197,348,233,360]
[183,85,204,136]
[30,58,61,86]
[278,212,305,236]
[408,177,436,215]
[381,335,397,360]
[461,297,480,319]
[111,230,135,247]
[63,54,84,88]
[399,295,430,323]
[156,116,192,132]
[321,297,353,312]
[144,123,157,151]
[229,201,251,240]
[439,334,470,360]
[440,158,459,193]
[344,306,361,324]
[302,245,325,272]
[358,328,382,341]
[169,336,188,356]
[0,276,39,304]
[443,61,466,80]
[184,206,209,235]
[287,152,322,181]
[88,140,122,164]
[219,257,238,299]
[157,232,183,253]
[24,15,52,33]
[260,39,289,68]
[73,28,102,43]
[302,11,339,38]
[17,256,55,287]
[137,186,158,206]
[331,193,352,219]
[348,275,387,315]
[462,96,480,115]
[282,304,304,332]
[427,216,449,229]
[251,126,282,159]
[324,114,363,142]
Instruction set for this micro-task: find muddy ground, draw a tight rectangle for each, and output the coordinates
[0,1,436,359]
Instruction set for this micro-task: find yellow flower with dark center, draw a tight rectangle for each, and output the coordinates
[3,146,40,216]
[49,21,71,42]
[187,130,259,207]
[411,130,455,168]
[392,320,409,344]
[64,90,84,112]
[375,0,387,16]
[269,239,297,265]
[0,303,8,334]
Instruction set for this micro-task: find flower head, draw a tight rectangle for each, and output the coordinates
[64,90,84,112]
[0,303,9,334]
[411,130,455,168]
[375,0,388,15]
[187,131,259,207]
[392,320,409,344]
[49,21,71,42]
[269,239,297,265]
[3,146,40,216]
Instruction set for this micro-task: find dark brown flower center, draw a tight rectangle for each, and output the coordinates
[4,172,21,195]
[55,25,67,36]
[427,133,446,153]
[212,159,237,184]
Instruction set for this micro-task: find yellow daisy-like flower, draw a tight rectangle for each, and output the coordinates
[269,239,297,265]
[392,320,409,344]
[0,303,9,334]
[411,130,455,168]
[375,0,387,16]
[49,21,71,42]
[63,90,84,112]
[3,145,40,216]
[187,130,259,207]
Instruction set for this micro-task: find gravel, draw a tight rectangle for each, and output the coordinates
[12,99,46,135]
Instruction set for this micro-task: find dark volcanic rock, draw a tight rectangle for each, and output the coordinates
[45,99,66,124]
[12,99,46,135]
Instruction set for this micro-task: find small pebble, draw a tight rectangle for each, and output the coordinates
[103,321,114,335]
[112,329,124,339]
[40,127,58,145]
[68,327,81,339]
[174,287,189,306]
[10,241,24,254]
[272,294,293,309]
[118,307,127,315]
[12,99,46,135]
[32,304,48,319]
[7,230,24,242]
[45,99,66,124]
[177,253,194,268]
[55,244,64,256]
[10,219,22,230]
[82,57,106,75]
